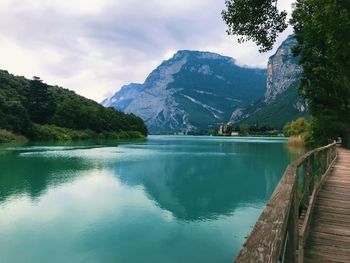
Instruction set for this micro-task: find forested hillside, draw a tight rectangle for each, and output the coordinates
[0,70,147,141]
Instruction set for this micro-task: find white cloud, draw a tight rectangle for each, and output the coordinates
[4,0,110,14]
[0,0,295,102]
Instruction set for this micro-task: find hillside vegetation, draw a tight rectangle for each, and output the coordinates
[239,83,308,129]
[0,70,147,141]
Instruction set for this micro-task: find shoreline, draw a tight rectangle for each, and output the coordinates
[0,128,147,144]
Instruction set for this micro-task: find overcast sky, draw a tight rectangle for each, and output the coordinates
[0,0,294,102]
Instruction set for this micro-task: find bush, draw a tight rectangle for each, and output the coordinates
[284,118,311,147]
[30,124,95,141]
[29,124,146,142]
[0,129,27,143]
[283,118,310,137]
[30,124,73,141]
[239,124,250,136]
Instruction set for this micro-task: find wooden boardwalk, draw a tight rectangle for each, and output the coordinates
[304,148,350,262]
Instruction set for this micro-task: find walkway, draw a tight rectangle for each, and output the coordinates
[304,148,350,262]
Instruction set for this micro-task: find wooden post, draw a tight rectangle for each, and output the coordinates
[302,162,308,211]
[309,154,314,192]
[291,189,299,263]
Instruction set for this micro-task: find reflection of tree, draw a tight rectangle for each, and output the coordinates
[284,143,306,160]
[113,142,292,221]
[0,148,93,202]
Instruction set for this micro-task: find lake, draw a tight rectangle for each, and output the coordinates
[0,136,302,263]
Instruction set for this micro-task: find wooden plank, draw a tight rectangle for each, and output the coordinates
[308,237,350,248]
[312,223,350,234]
[304,249,350,263]
[304,147,350,263]
[314,205,350,216]
[298,151,337,263]
[316,193,350,202]
[315,200,350,210]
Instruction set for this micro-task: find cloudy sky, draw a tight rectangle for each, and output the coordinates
[0,0,294,102]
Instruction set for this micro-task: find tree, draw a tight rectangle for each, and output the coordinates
[223,0,350,146]
[222,0,288,52]
[24,77,56,124]
[226,122,233,134]
[283,117,309,136]
[290,0,350,145]
[0,70,148,140]
[239,124,250,136]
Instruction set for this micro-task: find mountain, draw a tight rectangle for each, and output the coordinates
[101,83,144,111]
[0,70,147,142]
[231,35,308,129]
[103,50,266,133]
[264,35,302,103]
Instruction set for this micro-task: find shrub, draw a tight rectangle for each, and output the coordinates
[29,124,146,142]
[0,129,27,143]
[238,124,250,136]
[283,118,310,137]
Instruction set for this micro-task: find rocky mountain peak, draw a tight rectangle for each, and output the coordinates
[102,50,266,133]
[264,35,302,103]
[228,35,307,129]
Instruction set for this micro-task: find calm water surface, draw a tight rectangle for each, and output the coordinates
[0,136,303,263]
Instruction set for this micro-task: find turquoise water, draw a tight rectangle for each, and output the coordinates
[0,136,301,262]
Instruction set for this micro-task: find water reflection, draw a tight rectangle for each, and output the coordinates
[0,136,302,263]
[0,137,294,221]
[0,151,89,202]
[0,142,125,203]
[113,141,290,221]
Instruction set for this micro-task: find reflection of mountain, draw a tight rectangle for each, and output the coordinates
[0,146,94,202]
[0,139,297,222]
[112,141,292,221]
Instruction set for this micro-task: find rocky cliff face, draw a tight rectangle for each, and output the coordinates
[230,35,308,129]
[264,35,302,103]
[101,83,144,111]
[103,50,266,133]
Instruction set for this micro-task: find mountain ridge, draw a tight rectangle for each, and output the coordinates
[103,37,308,132]
[103,50,266,133]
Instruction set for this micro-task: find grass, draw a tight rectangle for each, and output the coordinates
[0,129,27,143]
[288,135,305,147]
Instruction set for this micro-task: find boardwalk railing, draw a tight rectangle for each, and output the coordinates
[234,141,337,263]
